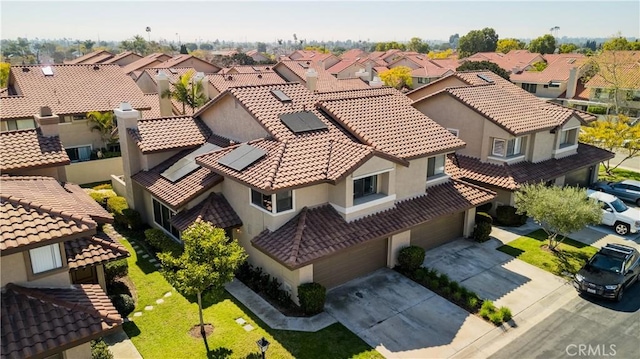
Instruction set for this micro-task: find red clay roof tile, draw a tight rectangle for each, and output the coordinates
[128,116,212,154]
[64,232,129,269]
[0,129,70,172]
[170,193,241,231]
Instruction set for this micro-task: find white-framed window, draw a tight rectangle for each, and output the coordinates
[492,137,525,158]
[492,138,506,157]
[560,128,578,147]
[353,175,378,199]
[447,128,459,137]
[251,189,293,214]
[29,243,63,274]
[4,118,36,131]
[427,154,446,178]
[66,145,92,162]
[152,198,179,238]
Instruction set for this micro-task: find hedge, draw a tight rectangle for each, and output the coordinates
[495,205,527,227]
[144,228,183,256]
[110,293,135,317]
[298,282,326,315]
[91,339,113,359]
[398,246,425,272]
[88,189,117,207]
[105,259,128,283]
[473,221,493,242]
[107,196,128,227]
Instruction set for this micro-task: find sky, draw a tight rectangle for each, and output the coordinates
[1,1,639,44]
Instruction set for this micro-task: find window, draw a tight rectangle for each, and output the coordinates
[447,128,459,137]
[251,189,293,213]
[492,137,525,157]
[29,244,62,274]
[5,118,36,131]
[427,154,445,178]
[626,90,640,102]
[492,138,506,156]
[72,115,87,121]
[152,198,179,238]
[66,145,92,162]
[353,175,377,199]
[521,83,537,93]
[506,137,524,157]
[560,128,578,147]
[595,88,614,100]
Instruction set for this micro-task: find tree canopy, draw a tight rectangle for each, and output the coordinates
[579,115,640,173]
[374,41,406,52]
[407,37,430,53]
[161,70,208,115]
[456,60,510,80]
[0,62,10,88]
[558,43,578,54]
[515,183,601,250]
[159,221,247,336]
[86,111,116,148]
[379,66,412,90]
[528,34,557,54]
[496,38,525,54]
[602,35,640,51]
[458,28,499,58]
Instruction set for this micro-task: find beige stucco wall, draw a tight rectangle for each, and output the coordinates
[273,64,301,83]
[529,130,555,163]
[176,58,219,73]
[59,121,104,149]
[65,157,123,185]
[143,150,181,171]
[64,341,91,359]
[388,58,421,70]
[407,77,468,101]
[352,156,395,178]
[395,158,427,200]
[1,252,71,288]
[135,72,158,94]
[199,95,270,143]
[388,231,411,268]
[113,53,142,67]
[335,63,366,79]
[514,80,567,99]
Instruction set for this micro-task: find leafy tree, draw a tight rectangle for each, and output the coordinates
[587,50,639,114]
[496,38,525,54]
[531,61,548,72]
[0,62,10,88]
[630,41,640,50]
[374,41,406,52]
[449,33,460,48]
[159,221,247,336]
[458,28,499,57]
[120,35,149,55]
[579,115,640,174]
[602,36,630,51]
[559,43,578,54]
[584,40,597,51]
[179,44,189,54]
[528,34,557,54]
[86,111,116,148]
[303,46,329,54]
[256,42,267,53]
[407,37,430,53]
[185,43,198,52]
[515,183,601,250]
[428,49,453,59]
[456,60,510,80]
[83,39,95,53]
[161,70,207,115]
[379,66,412,90]
[199,43,213,51]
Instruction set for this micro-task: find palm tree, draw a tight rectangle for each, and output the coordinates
[161,70,207,115]
[86,111,115,148]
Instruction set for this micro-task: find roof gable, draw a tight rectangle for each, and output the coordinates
[0,129,70,172]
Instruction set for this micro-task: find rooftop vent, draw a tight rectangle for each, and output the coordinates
[40,106,53,117]
[93,65,100,70]
[257,74,263,79]
[265,67,270,70]
[477,74,494,83]
[42,66,54,76]
[271,89,292,103]
[22,68,30,72]
[252,66,261,72]
[280,111,328,133]
[228,75,233,81]
[217,144,267,171]
[299,62,309,69]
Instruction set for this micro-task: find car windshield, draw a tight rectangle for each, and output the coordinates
[589,253,624,273]
[611,198,628,212]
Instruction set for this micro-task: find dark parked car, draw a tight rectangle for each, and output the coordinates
[574,243,640,301]
[591,180,640,206]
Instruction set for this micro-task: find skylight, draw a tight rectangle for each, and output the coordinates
[271,89,292,103]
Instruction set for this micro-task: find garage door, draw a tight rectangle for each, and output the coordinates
[564,166,593,188]
[410,212,464,250]
[313,238,388,289]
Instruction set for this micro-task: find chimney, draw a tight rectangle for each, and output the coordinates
[566,67,578,99]
[370,76,383,88]
[193,72,210,100]
[305,68,318,92]
[156,70,173,117]
[355,68,370,82]
[366,62,373,81]
[34,106,60,137]
[114,102,141,209]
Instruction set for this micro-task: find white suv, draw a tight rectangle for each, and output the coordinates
[587,190,640,236]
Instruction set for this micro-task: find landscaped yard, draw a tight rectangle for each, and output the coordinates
[497,229,598,278]
[115,230,382,359]
[599,165,640,182]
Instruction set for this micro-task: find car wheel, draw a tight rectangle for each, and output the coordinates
[636,198,640,207]
[615,287,624,302]
[614,222,630,236]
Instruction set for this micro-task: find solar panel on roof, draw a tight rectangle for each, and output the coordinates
[280,111,328,133]
[217,144,267,171]
[161,142,221,182]
[252,66,261,71]
[271,89,292,103]
[299,63,309,69]
[477,74,494,83]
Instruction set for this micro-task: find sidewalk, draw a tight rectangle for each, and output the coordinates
[103,329,143,359]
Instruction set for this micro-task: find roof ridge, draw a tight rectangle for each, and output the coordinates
[1,195,96,228]
[287,207,308,265]
[321,92,395,103]
[89,235,129,257]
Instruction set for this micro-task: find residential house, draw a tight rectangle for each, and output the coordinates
[326,59,366,79]
[510,54,588,101]
[246,50,270,63]
[287,50,340,69]
[463,50,544,74]
[412,71,614,209]
[339,48,365,60]
[121,53,173,79]
[114,82,495,299]
[65,50,114,64]
[102,51,144,67]
[220,65,275,74]
[0,64,149,184]
[152,54,221,74]
[273,60,372,93]
[1,176,128,359]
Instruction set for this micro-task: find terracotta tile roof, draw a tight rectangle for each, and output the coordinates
[0,64,149,120]
[446,144,615,190]
[253,179,496,269]
[586,56,640,89]
[170,193,241,231]
[221,65,275,74]
[197,136,388,191]
[141,93,164,119]
[411,59,455,78]
[340,49,365,60]
[373,66,390,74]
[316,87,405,102]
[128,116,212,154]
[64,232,129,269]
[465,50,542,72]
[510,55,586,83]
[274,61,370,93]
[152,54,220,72]
[102,51,142,64]
[132,147,225,210]
[0,129,70,172]
[65,50,114,64]
[326,59,364,74]
[319,93,465,159]
[121,53,172,75]
[208,72,287,93]
[429,58,461,71]
[1,283,122,359]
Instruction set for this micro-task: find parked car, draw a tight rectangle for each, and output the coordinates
[591,180,640,206]
[587,190,640,236]
[573,243,640,301]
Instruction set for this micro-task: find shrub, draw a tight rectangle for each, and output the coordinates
[499,306,512,322]
[88,189,117,207]
[93,183,113,191]
[235,261,253,283]
[144,229,183,256]
[475,212,493,224]
[105,259,128,283]
[298,282,326,315]
[122,208,143,230]
[479,300,496,319]
[91,339,113,359]
[265,276,282,299]
[495,205,527,227]
[106,280,131,296]
[477,202,493,213]
[438,273,450,288]
[587,105,607,115]
[466,296,479,310]
[489,311,504,325]
[398,246,425,272]
[414,267,430,283]
[110,293,135,317]
[452,289,463,302]
[473,222,493,243]
[428,278,440,290]
[426,268,439,281]
[107,196,129,227]
[440,286,451,296]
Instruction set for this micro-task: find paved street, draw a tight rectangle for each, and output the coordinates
[608,151,640,172]
[490,283,640,359]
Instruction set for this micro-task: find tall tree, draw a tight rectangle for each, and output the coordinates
[379,66,412,90]
[83,39,95,53]
[496,38,525,54]
[185,43,198,52]
[528,34,557,54]
[179,44,189,54]
[407,37,430,53]
[515,184,601,250]
[161,70,208,115]
[602,36,631,51]
[456,60,510,80]
[458,28,499,58]
[558,43,578,54]
[579,115,640,174]
[86,111,116,148]
[256,42,267,53]
[449,33,460,48]
[159,222,247,336]
[587,50,639,114]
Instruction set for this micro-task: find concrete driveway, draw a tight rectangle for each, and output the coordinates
[324,268,494,358]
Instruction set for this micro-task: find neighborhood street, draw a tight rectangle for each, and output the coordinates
[490,283,640,359]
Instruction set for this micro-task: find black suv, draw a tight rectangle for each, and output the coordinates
[573,244,640,301]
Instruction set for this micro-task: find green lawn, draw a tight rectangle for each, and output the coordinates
[599,165,640,182]
[116,232,382,359]
[497,229,598,277]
